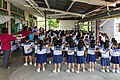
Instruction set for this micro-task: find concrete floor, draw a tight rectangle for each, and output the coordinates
[0,49,120,80]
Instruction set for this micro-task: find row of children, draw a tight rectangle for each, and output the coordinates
[21,34,120,74]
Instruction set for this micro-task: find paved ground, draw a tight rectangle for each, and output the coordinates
[0,49,120,80]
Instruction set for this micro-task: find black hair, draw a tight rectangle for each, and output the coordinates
[25,36,29,41]
[39,40,43,51]
[23,26,28,31]
[104,40,109,49]
[28,27,32,31]
[90,39,95,48]
[78,40,84,50]
[2,27,8,33]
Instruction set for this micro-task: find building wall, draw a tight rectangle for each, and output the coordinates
[114,18,120,43]
[100,19,115,40]
[59,20,78,30]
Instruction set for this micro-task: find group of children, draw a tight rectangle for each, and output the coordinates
[21,29,120,74]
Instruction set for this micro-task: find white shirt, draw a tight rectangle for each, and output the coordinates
[35,45,46,54]
[21,42,34,54]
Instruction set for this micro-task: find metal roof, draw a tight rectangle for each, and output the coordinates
[6,0,120,21]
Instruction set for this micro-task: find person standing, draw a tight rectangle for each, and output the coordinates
[0,27,19,69]
[17,26,32,43]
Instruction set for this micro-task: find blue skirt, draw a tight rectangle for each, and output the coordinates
[53,55,62,63]
[46,53,52,58]
[77,56,85,64]
[67,55,74,63]
[35,53,37,57]
[86,54,96,62]
[24,52,33,56]
[36,54,47,63]
[101,58,110,66]
[111,56,120,64]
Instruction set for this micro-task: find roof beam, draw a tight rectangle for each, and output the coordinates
[67,1,75,12]
[44,0,50,8]
[36,6,82,16]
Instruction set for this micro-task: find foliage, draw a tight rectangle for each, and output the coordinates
[48,19,59,29]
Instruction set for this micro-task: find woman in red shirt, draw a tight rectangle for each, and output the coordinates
[0,27,17,69]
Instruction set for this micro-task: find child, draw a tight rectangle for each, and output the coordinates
[76,40,85,73]
[21,37,34,66]
[35,40,47,72]
[66,41,75,73]
[43,37,52,64]
[86,40,96,72]
[46,44,52,64]
[100,41,111,73]
[52,41,63,73]
[111,41,120,73]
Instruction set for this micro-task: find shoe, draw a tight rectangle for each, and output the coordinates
[24,63,28,66]
[36,68,40,72]
[76,70,79,74]
[29,62,32,65]
[91,69,94,72]
[34,63,36,66]
[100,69,105,73]
[83,69,85,72]
[71,69,74,72]
[66,70,70,73]
[106,69,109,72]
[111,69,115,73]
[49,61,51,64]
[88,69,92,72]
[42,67,45,71]
[53,69,57,73]
[57,69,60,72]
[116,70,120,73]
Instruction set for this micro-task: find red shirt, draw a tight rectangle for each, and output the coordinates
[0,33,17,50]
[18,30,32,43]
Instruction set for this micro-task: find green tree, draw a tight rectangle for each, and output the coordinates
[48,19,59,29]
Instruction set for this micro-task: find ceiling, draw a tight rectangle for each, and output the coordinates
[5,0,120,21]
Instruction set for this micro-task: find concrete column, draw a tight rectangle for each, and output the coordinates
[7,2,11,34]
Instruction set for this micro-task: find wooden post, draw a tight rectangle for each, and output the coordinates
[88,21,90,32]
[7,2,11,34]
[96,19,100,45]
[44,10,47,31]
[7,2,12,67]
[91,21,93,31]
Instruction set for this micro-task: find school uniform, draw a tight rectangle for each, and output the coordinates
[76,47,85,64]
[67,46,75,63]
[35,45,47,64]
[86,48,96,62]
[21,42,34,56]
[100,48,110,66]
[52,45,63,63]
[46,44,52,58]
[111,48,120,64]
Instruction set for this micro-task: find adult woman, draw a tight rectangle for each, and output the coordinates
[17,26,32,43]
[0,27,24,69]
